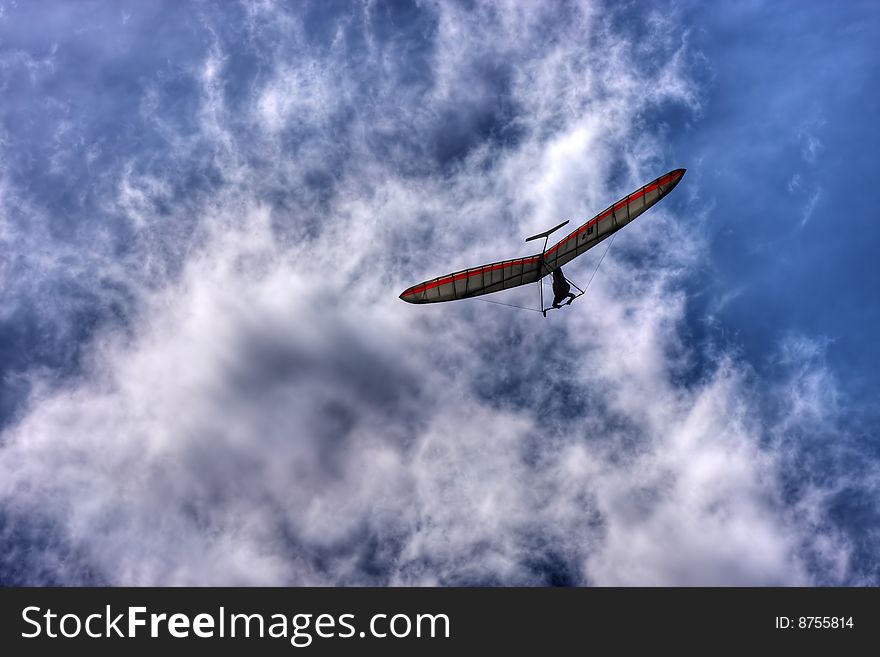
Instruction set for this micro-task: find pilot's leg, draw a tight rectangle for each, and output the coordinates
[565,293,576,305]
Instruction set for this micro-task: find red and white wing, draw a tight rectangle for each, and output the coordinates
[399,168,686,304]
[399,254,544,303]
[542,168,686,270]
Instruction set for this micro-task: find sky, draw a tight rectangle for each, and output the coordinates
[0,0,877,585]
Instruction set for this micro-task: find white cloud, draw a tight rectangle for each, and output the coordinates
[797,119,825,164]
[800,187,822,228]
[0,1,851,585]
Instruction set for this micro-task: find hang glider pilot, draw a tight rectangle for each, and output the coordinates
[551,267,576,308]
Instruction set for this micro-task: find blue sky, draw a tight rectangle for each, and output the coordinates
[0,1,877,585]
[679,0,879,394]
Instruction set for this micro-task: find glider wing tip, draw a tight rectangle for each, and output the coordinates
[664,167,686,191]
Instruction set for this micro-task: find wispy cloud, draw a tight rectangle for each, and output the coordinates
[0,1,857,585]
[797,119,826,164]
[801,187,822,227]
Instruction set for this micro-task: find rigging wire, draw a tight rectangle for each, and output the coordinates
[580,232,617,296]
[472,296,544,313]
[471,231,618,314]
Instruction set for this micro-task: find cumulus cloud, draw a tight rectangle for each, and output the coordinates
[0,1,855,585]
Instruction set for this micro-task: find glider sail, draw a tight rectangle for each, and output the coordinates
[399,168,686,304]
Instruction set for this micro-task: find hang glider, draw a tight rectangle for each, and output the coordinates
[399,168,686,314]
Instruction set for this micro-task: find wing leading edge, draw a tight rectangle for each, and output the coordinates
[399,168,686,304]
[398,253,545,304]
